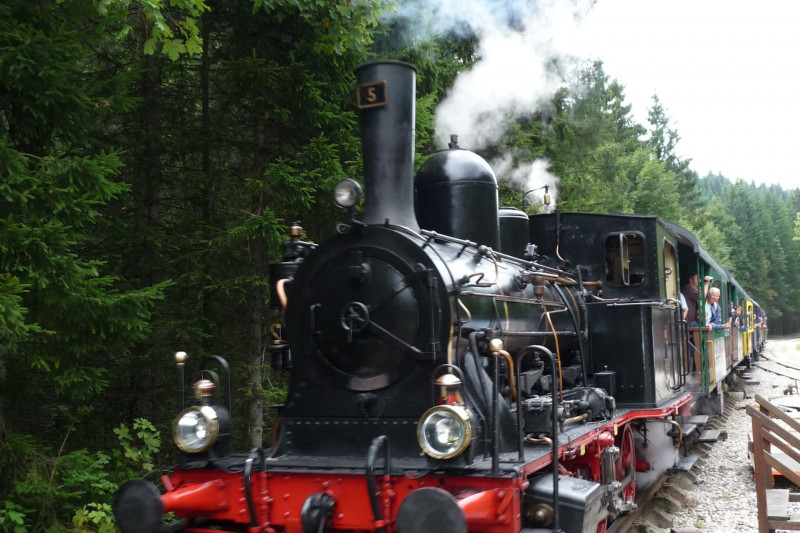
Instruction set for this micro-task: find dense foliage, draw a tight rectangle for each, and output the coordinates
[1,1,798,530]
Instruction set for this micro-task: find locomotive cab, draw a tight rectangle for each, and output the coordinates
[530,213,688,408]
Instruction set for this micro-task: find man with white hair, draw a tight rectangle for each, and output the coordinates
[705,286,730,331]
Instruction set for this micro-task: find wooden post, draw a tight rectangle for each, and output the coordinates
[749,401,773,533]
[748,394,800,532]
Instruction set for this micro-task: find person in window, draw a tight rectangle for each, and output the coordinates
[727,302,740,329]
[681,273,700,327]
[681,273,710,373]
[705,287,730,331]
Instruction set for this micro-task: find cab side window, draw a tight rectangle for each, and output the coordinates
[605,233,646,286]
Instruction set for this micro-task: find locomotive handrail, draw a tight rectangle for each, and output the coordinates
[552,283,589,392]
[679,318,688,387]
[666,298,687,390]
[366,435,391,533]
[457,290,567,307]
[243,447,263,529]
[496,330,578,337]
[605,300,675,308]
[515,345,561,533]
[544,276,603,287]
[492,342,500,474]
[416,227,576,279]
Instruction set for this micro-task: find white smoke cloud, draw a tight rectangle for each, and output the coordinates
[490,155,558,209]
[385,0,598,195]
[434,31,561,150]
[635,421,680,490]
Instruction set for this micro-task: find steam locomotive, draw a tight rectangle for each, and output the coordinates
[113,61,766,533]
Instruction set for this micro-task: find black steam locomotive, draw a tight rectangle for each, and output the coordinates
[113,61,765,533]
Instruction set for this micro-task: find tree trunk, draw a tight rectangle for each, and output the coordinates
[129,51,163,420]
[245,81,269,448]
[247,292,264,447]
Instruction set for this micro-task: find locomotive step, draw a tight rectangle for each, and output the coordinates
[685,415,710,426]
[667,453,700,473]
[697,429,721,443]
[668,423,697,439]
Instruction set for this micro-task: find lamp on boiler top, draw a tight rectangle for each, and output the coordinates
[522,184,551,213]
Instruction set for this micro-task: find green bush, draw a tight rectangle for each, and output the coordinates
[0,419,161,532]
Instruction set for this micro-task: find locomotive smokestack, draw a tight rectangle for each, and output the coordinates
[355,61,419,231]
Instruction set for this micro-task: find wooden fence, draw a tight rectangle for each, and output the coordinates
[748,394,800,532]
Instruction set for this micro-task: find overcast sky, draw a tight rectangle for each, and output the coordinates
[580,0,800,191]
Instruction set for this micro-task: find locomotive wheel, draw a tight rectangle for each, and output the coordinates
[616,424,636,504]
[597,518,607,533]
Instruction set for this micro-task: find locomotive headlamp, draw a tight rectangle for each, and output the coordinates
[333,179,362,209]
[173,406,220,453]
[417,405,472,459]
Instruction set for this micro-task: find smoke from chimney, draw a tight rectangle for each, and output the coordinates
[382,0,598,200]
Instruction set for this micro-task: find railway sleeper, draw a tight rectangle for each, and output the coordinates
[660,482,691,505]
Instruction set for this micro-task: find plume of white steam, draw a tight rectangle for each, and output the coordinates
[635,421,680,491]
[491,155,558,209]
[434,31,561,151]
[385,0,596,196]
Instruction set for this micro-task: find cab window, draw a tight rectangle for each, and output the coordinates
[605,232,646,286]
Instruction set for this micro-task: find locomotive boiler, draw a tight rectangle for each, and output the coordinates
[113,61,712,533]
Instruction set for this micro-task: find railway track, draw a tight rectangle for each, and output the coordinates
[608,474,668,533]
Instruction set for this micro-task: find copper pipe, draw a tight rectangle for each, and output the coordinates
[526,435,553,447]
[275,278,289,309]
[457,298,472,324]
[564,286,580,330]
[543,277,602,287]
[269,323,287,343]
[545,311,563,399]
[491,256,510,333]
[563,413,587,425]
[645,417,683,445]
[498,349,517,400]
[536,305,569,349]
